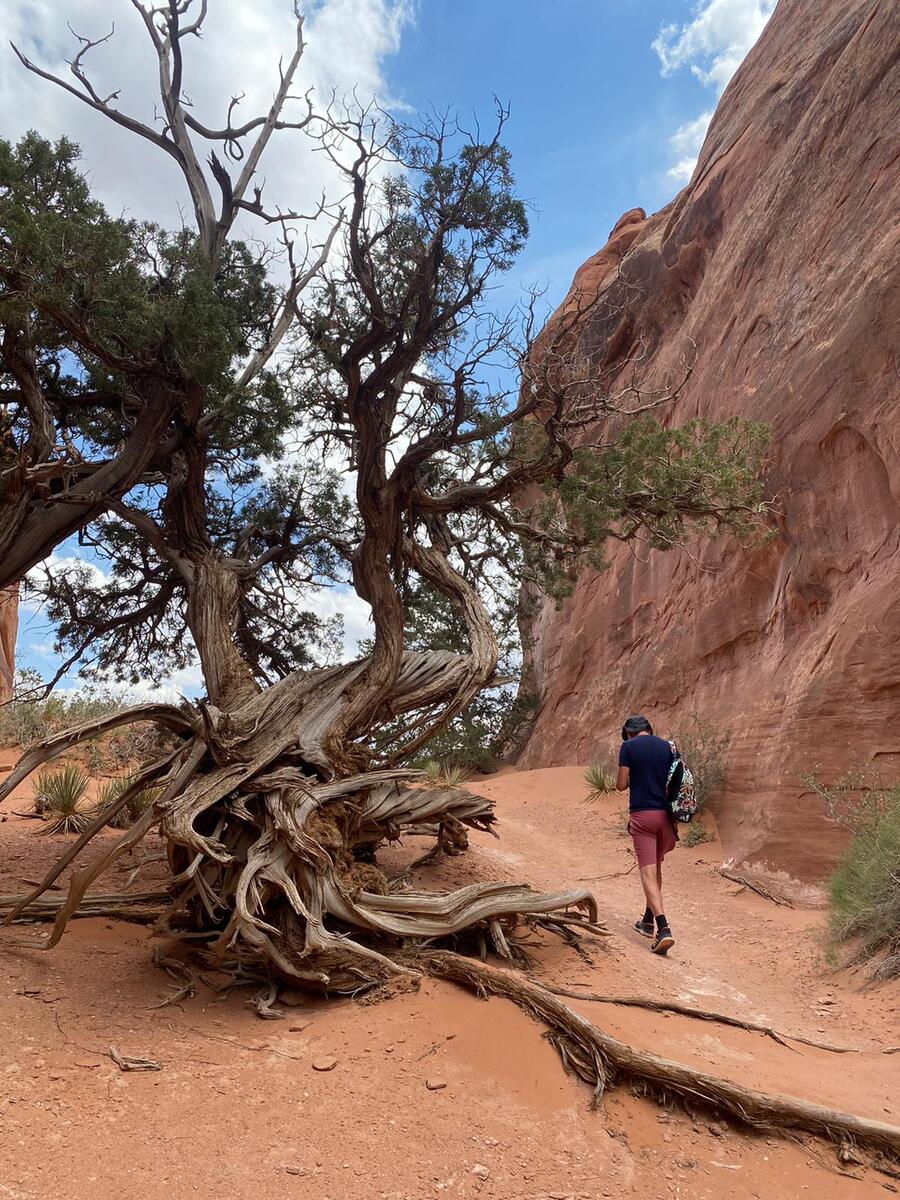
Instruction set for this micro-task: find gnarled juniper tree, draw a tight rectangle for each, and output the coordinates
[0,2,768,991]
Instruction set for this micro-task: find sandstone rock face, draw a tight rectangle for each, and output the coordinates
[0,585,16,704]
[519,0,900,891]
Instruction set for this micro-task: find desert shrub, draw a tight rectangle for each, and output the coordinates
[584,762,615,801]
[681,821,714,848]
[674,714,729,811]
[420,760,470,788]
[95,774,158,829]
[0,670,130,748]
[805,772,900,979]
[0,669,174,767]
[32,764,91,834]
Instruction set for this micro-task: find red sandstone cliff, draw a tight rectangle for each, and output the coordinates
[519,0,900,892]
[0,585,16,704]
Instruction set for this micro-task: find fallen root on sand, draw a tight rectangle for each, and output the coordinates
[538,982,861,1055]
[422,950,900,1167]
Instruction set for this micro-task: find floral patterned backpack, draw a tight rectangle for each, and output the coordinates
[666,741,697,823]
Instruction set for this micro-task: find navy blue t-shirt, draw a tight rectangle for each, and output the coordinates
[618,734,673,812]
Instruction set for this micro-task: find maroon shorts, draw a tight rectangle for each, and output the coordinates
[628,809,677,868]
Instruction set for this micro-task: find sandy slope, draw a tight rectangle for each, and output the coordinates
[0,761,897,1199]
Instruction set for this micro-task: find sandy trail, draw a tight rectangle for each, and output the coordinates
[0,760,897,1199]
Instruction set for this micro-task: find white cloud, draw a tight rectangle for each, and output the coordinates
[665,108,714,181]
[654,1,774,182]
[308,584,373,657]
[1,0,412,229]
[27,551,110,592]
[654,0,775,92]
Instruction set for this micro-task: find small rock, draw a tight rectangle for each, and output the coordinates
[288,1024,310,1033]
[285,1166,306,1176]
[312,1056,337,1072]
[425,1077,447,1091]
[472,1164,490,1179]
[708,1122,724,1137]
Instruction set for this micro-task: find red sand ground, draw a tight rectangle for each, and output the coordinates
[1,760,898,1199]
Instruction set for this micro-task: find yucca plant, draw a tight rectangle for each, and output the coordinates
[32,765,91,834]
[95,775,157,829]
[420,760,470,788]
[584,762,615,801]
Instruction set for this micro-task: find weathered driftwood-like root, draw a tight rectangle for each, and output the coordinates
[539,984,861,1054]
[720,866,794,907]
[0,890,168,925]
[1,751,180,927]
[422,951,900,1166]
[0,654,602,989]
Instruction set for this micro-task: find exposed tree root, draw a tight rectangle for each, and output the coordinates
[0,890,167,925]
[0,654,601,989]
[421,951,900,1166]
[720,866,794,907]
[538,984,862,1054]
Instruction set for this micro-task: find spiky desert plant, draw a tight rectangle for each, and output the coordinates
[33,765,90,834]
[439,764,470,788]
[95,775,158,829]
[420,760,470,788]
[584,762,614,801]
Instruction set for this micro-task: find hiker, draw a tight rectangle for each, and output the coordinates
[616,714,677,955]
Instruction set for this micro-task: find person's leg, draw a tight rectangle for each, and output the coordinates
[639,863,664,917]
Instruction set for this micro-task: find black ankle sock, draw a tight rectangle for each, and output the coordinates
[656,913,668,931]
[642,906,653,923]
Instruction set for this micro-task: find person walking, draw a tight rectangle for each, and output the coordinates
[616,714,677,955]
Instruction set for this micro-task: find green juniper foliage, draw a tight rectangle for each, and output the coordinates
[3,115,769,736]
[2,132,352,686]
[529,416,770,601]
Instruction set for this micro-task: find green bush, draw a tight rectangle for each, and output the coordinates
[583,762,615,801]
[681,821,714,848]
[674,714,729,811]
[805,772,900,979]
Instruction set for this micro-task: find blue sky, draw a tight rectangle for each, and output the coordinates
[388,1,722,312]
[7,0,774,698]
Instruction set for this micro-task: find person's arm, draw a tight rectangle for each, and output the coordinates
[616,742,630,792]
